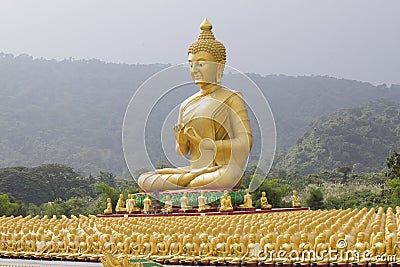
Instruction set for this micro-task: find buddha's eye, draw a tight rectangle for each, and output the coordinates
[199,63,203,67]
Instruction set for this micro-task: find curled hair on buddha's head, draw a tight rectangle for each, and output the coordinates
[188,18,226,64]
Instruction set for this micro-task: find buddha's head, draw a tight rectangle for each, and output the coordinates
[188,18,226,88]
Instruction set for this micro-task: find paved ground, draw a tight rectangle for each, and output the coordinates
[0,258,102,267]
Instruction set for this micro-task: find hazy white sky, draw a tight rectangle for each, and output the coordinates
[0,0,399,85]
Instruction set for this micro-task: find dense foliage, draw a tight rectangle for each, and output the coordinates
[279,99,400,174]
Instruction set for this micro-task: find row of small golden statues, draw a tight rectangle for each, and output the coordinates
[105,189,281,215]
[1,207,399,265]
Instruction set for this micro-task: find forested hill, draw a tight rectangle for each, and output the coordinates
[278,99,400,174]
[0,53,399,175]
[249,74,400,151]
[0,53,167,175]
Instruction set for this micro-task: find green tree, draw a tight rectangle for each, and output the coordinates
[0,193,25,216]
[386,151,400,206]
[386,151,400,179]
[96,182,120,206]
[252,178,291,208]
[336,165,353,183]
[97,172,116,187]
[305,187,324,210]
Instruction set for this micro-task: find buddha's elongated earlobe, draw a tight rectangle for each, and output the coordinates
[216,62,225,84]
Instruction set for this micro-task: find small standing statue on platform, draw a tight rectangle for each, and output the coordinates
[239,189,254,208]
[143,194,152,214]
[126,194,140,214]
[115,194,127,213]
[219,190,233,211]
[180,192,192,211]
[260,192,272,209]
[197,191,210,212]
[161,195,173,214]
[292,190,301,208]
[103,198,113,215]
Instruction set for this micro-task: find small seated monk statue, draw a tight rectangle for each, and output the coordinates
[143,194,153,214]
[197,191,211,212]
[198,233,213,263]
[168,233,183,263]
[115,194,126,213]
[180,192,192,211]
[161,195,173,214]
[371,232,386,261]
[241,234,261,264]
[260,192,272,209]
[151,234,168,262]
[239,189,254,208]
[126,194,140,213]
[227,234,245,263]
[353,232,369,263]
[181,234,199,263]
[219,190,233,211]
[314,233,329,263]
[138,18,252,192]
[104,198,113,215]
[292,190,301,208]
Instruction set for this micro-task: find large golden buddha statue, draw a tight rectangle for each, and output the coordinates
[138,18,252,192]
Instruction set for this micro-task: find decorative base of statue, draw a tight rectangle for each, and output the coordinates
[243,262,258,267]
[237,207,256,212]
[282,262,294,267]
[180,260,194,265]
[197,206,218,212]
[116,210,127,214]
[128,210,141,214]
[261,207,272,210]
[178,208,195,213]
[294,262,310,267]
[227,262,241,267]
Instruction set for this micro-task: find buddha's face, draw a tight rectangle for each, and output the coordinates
[188,51,223,88]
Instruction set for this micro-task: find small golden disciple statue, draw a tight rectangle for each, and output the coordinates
[115,194,126,213]
[126,194,140,213]
[292,190,301,207]
[260,191,272,209]
[239,189,254,208]
[161,195,173,213]
[219,190,233,211]
[143,194,152,214]
[104,198,113,215]
[180,192,192,211]
[197,191,210,212]
[138,18,252,192]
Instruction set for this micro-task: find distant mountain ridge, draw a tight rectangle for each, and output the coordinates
[0,53,399,175]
